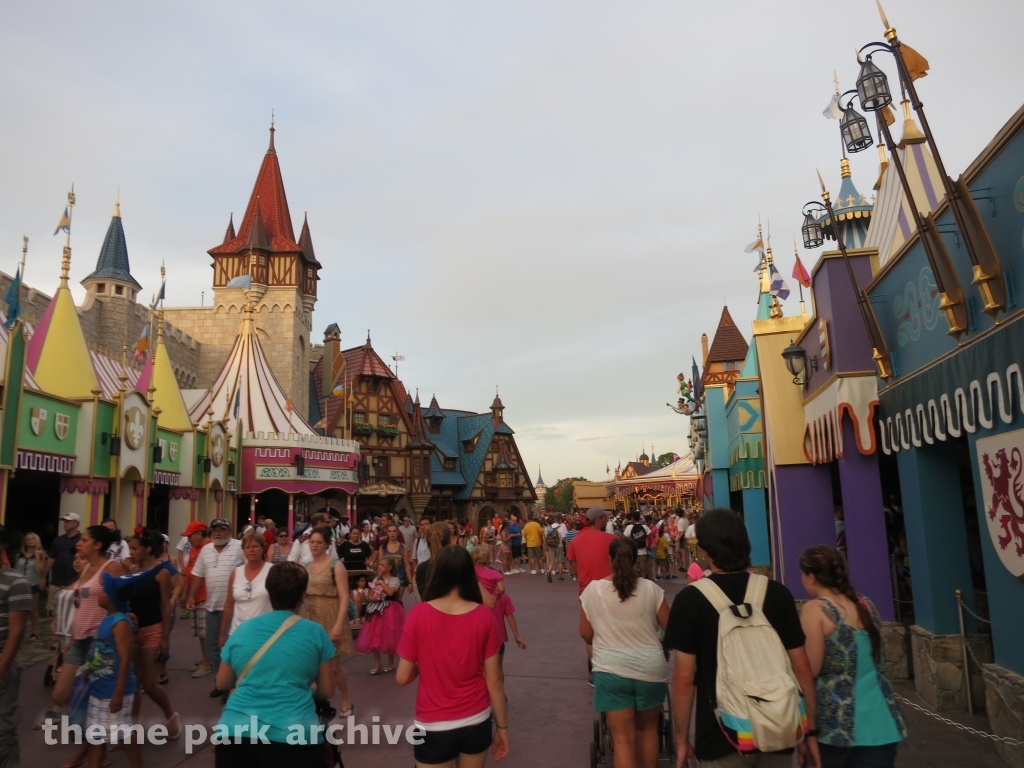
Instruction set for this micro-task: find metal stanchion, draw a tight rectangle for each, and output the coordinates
[955,589,973,715]
[891,558,901,623]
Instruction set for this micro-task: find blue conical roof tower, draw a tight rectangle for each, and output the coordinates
[82,202,142,294]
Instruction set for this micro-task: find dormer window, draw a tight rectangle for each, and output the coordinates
[444,458,456,472]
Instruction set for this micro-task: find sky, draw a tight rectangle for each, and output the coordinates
[1,1,1022,485]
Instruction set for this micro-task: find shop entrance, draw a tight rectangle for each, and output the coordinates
[6,470,62,547]
[147,484,170,534]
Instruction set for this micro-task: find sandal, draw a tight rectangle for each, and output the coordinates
[339,704,355,718]
[369,668,383,675]
[381,667,394,673]
[168,712,181,740]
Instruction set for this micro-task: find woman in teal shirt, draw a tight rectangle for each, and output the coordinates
[214,561,336,767]
[800,545,907,768]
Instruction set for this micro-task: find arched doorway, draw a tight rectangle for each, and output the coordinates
[478,506,496,532]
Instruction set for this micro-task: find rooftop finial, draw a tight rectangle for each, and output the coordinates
[833,71,840,94]
[268,109,276,153]
[113,186,121,218]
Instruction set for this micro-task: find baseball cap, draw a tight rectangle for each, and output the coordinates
[61,512,82,523]
[585,507,609,522]
[209,518,231,530]
[181,521,208,536]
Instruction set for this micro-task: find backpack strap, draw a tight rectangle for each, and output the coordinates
[691,577,733,614]
[743,573,768,612]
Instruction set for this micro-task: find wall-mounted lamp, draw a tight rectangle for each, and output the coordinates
[295,454,305,477]
[151,444,163,463]
[101,433,121,456]
[781,340,818,387]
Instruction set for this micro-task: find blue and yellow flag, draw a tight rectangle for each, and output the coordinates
[53,207,71,236]
[133,324,150,362]
[3,268,22,330]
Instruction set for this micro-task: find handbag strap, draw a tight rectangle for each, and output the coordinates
[236,613,300,687]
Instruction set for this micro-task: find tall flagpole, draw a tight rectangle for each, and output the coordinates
[60,185,75,287]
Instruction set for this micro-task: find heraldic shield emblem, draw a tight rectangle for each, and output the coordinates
[124,407,146,451]
[30,407,48,436]
[55,413,70,440]
[976,428,1024,579]
[169,442,178,462]
[211,434,225,467]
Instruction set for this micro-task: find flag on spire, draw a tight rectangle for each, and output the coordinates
[133,324,150,362]
[150,280,165,309]
[792,256,812,288]
[823,93,844,120]
[744,235,765,254]
[901,43,929,81]
[3,268,22,330]
[691,356,703,404]
[233,387,241,419]
[53,207,71,236]
[770,263,791,300]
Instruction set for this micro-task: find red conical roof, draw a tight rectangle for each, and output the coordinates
[705,306,749,363]
[210,126,301,255]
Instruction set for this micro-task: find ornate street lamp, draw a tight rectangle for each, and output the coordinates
[801,202,827,248]
[840,99,873,153]
[855,59,892,112]
[849,5,1006,320]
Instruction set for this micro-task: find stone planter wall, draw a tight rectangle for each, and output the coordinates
[911,625,993,712]
[982,663,1024,768]
[881,622,911,680]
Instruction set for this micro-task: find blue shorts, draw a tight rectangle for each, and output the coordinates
[593,672,667,713]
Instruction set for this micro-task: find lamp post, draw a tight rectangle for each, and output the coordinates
[851,6,1005,321]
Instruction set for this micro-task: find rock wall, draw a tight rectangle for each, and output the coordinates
[983,663,1024,768]
[911,624,992,712]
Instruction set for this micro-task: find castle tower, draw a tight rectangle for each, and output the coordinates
[164,124,319,417]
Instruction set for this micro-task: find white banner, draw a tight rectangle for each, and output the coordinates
[255,465,357,483]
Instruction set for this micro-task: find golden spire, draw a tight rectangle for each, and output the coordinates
[840,157,852,179]
[59,185,75,288]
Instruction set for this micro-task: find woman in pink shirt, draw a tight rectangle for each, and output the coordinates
[397,545,509,766]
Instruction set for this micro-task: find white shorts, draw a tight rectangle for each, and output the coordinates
[86,693,137,742]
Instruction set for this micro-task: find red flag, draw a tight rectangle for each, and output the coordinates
[792,256,811,288]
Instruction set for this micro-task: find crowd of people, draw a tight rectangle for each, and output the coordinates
[0,503,908,768]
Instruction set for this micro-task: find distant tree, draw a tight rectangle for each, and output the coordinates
[656,452,677,468]
[548,477,586,513]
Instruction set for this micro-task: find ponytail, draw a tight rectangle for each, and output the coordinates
[799,545,881,662]
[609,536,639,601]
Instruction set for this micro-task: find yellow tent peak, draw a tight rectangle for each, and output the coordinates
[33,286,99,399]
[149,336,192,431]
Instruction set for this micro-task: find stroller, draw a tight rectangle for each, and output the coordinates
[591,695,676,767]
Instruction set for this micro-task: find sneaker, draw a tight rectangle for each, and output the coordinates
[558,576,564,581]
[504,571,512,575]
[530,570,537,575]
[547,571,552,583]
[587,673,595,688]
[191,663,212,678]
[209,687,227,698]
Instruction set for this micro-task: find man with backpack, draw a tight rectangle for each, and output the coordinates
[623,511,652,579]
[664,509,819,768]
[544,515,568,582]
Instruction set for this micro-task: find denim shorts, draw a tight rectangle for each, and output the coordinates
[593,671,667,713]
[414,718,493,764]
[64,638,93,666]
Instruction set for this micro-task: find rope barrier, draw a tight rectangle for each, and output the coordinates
[894,695,1024,748]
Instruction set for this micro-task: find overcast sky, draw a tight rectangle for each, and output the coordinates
[1,1,1022,485]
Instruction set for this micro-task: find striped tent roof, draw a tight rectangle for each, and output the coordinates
[189,310,314,436]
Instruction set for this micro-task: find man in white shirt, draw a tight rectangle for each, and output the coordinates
[398,516,417,549]
[101,519,130,562]
[623,511,653,579]
[411,517,432,588]
[185,518,244,694]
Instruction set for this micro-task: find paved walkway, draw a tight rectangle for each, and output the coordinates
[14,571,1011,767]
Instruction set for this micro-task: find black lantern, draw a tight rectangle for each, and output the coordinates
[152,444,163,463]
[802,211,824,249]
[782,341,807,384]
[856,59,891,112]
[840,105,873,153]
[203,457,212,473]
[295,454,305,477]
[228,460,236,477]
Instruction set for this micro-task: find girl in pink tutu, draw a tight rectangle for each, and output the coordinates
[354,556,405,674]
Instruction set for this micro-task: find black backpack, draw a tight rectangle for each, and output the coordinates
[628,524,647,547]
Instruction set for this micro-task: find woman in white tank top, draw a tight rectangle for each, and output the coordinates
[219,533,274,643]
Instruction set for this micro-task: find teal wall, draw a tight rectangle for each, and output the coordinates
[704,386,731,508]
